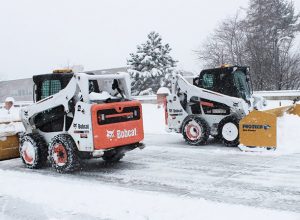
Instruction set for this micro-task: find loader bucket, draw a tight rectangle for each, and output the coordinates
[263,104,300,117]
[288,104,300,116]
[239,110,277,149]
[239,104,300,151]
[0,135,20,161]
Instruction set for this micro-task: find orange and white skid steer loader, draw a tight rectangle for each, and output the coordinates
[19,71,144,173]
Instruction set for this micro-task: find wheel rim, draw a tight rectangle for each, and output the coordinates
[185,120,202,141]
[21,141,35,165]
[222,122,238,141]
[53,144,67,166]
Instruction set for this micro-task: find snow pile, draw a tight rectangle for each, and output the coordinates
[138,88,153,96]
[263,100,295,110]
[0,170,299,220]
[142,103,168,134]
[0,109,21,123]
[89,91,113,101]
[277,113,300,154]
[0,107,25,138]
[157,87,170,95]
[0,123,25,138]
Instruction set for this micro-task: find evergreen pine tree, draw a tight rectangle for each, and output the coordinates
[127,32,177,95]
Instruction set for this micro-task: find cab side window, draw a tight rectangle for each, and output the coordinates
[202,73,215,90]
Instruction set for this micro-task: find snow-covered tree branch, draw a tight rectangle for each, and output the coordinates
[127,32,177,95]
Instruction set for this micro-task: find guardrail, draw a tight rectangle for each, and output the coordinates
[1,91,299,106]
[253,90,300,100]
[134,90,300,103]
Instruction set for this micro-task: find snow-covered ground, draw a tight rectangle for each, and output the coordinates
[0,103,300,220]
[0,167,299,220]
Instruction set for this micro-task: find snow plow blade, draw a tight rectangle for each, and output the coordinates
[0,135,20,161]
[239,104,300,152]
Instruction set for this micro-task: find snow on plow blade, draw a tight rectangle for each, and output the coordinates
[0,135,19,161]
[239,104,300,151]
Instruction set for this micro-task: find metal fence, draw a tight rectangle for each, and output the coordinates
[253,90,300,101]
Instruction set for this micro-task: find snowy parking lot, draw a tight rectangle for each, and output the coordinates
[0,104,300,220]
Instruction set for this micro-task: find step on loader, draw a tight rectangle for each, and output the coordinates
[19,70,144,173]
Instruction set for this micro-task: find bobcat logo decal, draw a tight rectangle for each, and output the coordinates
[106,128,137,140]
[106,130,115,140]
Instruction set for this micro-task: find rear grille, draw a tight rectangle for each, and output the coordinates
[97,106,140,125]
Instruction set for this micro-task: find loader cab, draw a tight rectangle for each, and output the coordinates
[33,72,100,102]
[31,73,74,133]
[31,72,101,133]
[194,66,252,101]
[30,71,128,134]
[33,73,74,102]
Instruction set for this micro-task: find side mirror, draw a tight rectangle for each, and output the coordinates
[112,79,124,98]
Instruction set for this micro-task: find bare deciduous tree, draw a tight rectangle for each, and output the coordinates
[196,13,246,68]
[196,0,300,90]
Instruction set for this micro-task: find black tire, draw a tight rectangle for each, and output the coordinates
[49,134,80,173]
[102,151,124,163]
[182,116,210,145]
[19,133,48,169]
[218,115,240,147]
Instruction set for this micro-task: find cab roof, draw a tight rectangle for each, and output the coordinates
[200,66,249,76]
[32,73,74,86]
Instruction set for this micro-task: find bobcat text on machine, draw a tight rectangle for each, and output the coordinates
[19,70,144,172]
[162,65,300,151]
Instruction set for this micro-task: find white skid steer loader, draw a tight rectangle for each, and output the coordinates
[19,71,144,173]
[161,65,300,151]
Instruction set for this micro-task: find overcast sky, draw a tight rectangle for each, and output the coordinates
[0,0,299,80]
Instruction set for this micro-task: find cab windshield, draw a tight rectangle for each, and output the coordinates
[233,70,251,101]
[196,68,252,101]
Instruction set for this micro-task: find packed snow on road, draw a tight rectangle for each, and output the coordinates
[1,102,300,220]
